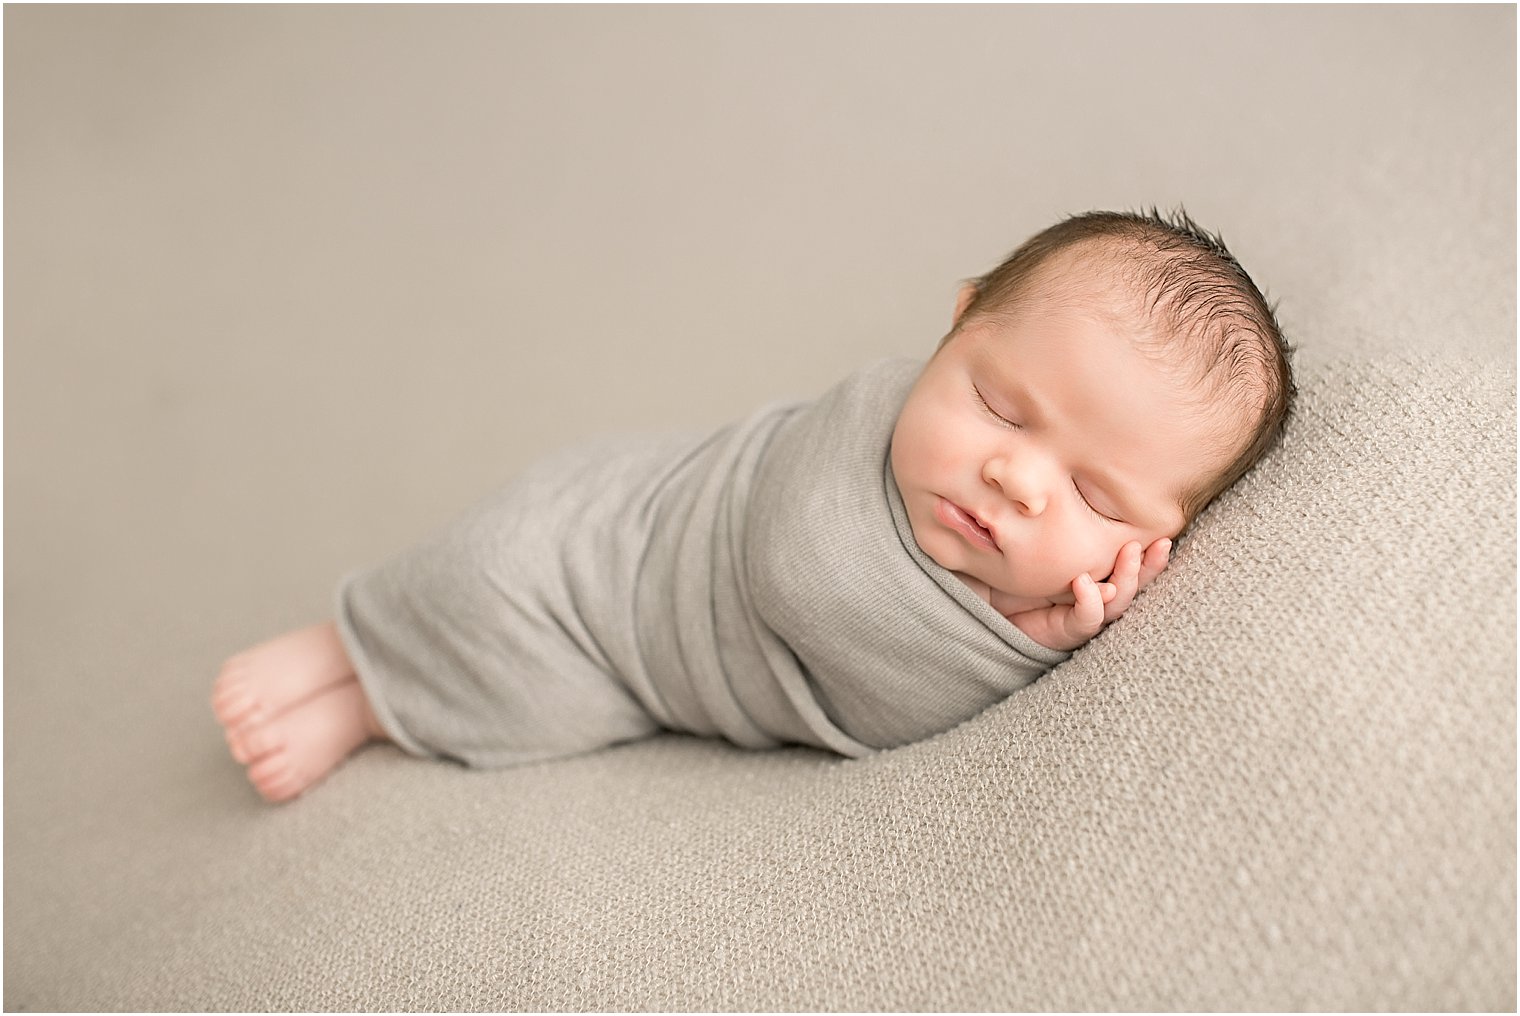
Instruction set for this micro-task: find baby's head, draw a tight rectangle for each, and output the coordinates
[890,208,1295,612]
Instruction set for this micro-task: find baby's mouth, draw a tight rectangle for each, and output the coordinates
[935,497,1000,551]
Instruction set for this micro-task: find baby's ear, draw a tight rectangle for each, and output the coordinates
[952,281,980,327]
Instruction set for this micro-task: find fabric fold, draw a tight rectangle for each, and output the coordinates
[335,357,1067,768]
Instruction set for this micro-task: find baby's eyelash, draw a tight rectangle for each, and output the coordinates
[1075,480,1120,524]
[972,385,1020,429]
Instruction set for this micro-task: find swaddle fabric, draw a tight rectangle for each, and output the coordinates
[334,358,1068,767]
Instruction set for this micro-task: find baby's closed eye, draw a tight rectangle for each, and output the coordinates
[972,385,1021,429]
[1074,480,1122,523]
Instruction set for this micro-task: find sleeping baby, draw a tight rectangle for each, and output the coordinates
[213,208,1295,803]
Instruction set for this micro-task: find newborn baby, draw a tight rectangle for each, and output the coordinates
[214,208,1294,803]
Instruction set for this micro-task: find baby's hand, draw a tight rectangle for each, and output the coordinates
[1007,539,1172,652]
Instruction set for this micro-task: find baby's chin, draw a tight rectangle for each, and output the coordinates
[968,572,1071,617]
[914,525,1074,613]
[987,587,1071,616]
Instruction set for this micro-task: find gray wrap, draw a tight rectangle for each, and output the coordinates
[334,358,1069,768]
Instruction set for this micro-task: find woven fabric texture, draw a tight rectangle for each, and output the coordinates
[12,358,1514,1011]
[316,355,1493,1011]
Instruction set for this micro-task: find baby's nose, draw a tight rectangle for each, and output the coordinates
[1009,486,1048,517]
[984,456,1051,516]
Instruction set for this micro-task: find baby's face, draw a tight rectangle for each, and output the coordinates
[890,271,1231,615]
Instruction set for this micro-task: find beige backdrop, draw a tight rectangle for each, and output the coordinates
[6,5,1515,1010]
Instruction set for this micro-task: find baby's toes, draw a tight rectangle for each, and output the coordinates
[213,692,262,736]
[232,723,285,766]
[247,753,303,804]
[212,663,262,729]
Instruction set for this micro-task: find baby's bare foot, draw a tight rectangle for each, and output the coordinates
[239,678,385,803]
[212,620,355,747]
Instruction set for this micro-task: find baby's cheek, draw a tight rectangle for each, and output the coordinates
[1021,533,1120,593]
[905,401,966,468]
[1009,542,1081,596]
[892,407,941,477]
[1080,539,1132,582]
[912,425,960,477]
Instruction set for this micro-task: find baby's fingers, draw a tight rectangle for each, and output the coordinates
[1064,574,1108,642]
[1101,541,1144,622]
[1135,538,1173,590]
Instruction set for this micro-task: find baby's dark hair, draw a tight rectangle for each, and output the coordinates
[951,207,1296,527]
